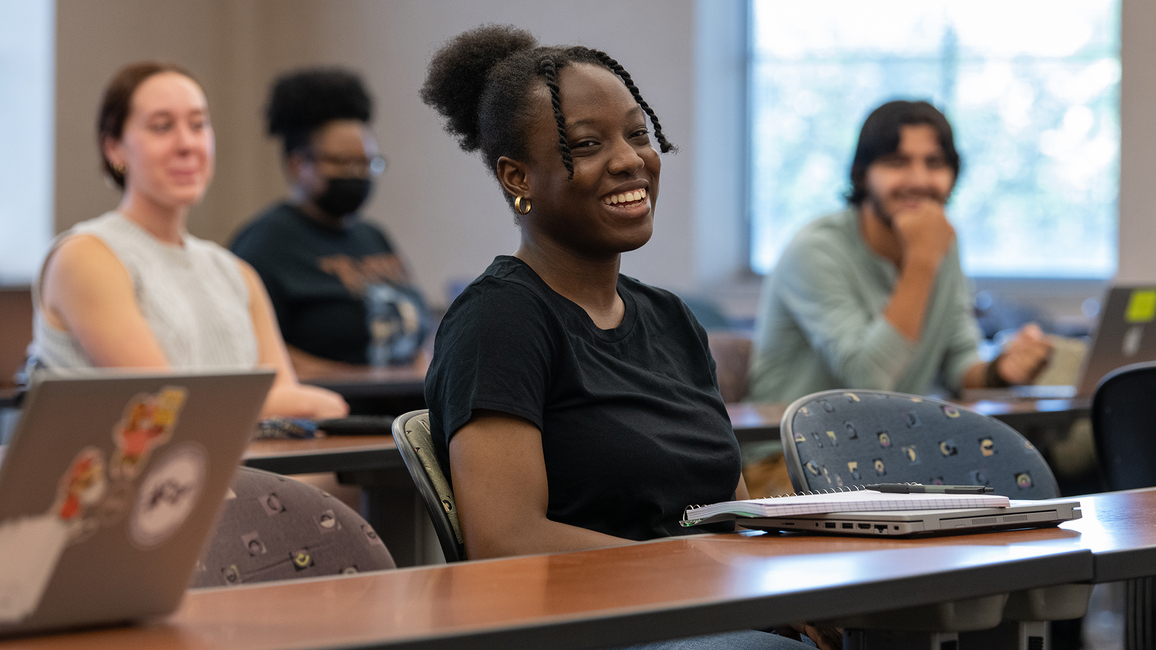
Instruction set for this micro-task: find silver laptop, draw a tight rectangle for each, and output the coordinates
[736,499,1081,537]
[0,369,274,636]
[966,285,1156,401]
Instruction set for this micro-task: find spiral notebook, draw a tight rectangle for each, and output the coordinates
[682,490,1010,526]
[682,490,1080,537]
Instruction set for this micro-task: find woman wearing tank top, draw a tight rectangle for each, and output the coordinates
[31,62,348,421]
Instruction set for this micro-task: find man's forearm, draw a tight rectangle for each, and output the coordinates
[962,360,988,389]
[883,253,942,341]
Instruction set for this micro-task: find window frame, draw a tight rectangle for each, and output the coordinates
[738,0,1119,333]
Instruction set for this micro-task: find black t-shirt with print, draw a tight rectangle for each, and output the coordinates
[231,202,427,364]
[425,256,741,541]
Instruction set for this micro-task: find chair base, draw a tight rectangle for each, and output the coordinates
[832,593,1008,632]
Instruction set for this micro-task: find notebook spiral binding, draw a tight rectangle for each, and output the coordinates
[681,484,874,526]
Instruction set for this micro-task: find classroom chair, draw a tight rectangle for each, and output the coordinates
[781,389,1089,650]
[1091,361,1156,650]
[190,466,395,587]
[1091,360,1156,492]
[780,389,1059,498]
[392,409,466,562]
[707,330,753,403]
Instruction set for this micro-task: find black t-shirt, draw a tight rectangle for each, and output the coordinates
[231,202,428,364]
[425,256,741,541]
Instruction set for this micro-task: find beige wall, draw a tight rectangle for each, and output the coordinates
[1117,0,1156,284]
[55,0,1156,313]
[55,0,703,310]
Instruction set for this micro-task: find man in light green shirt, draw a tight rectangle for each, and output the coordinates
[749,101,1052,405]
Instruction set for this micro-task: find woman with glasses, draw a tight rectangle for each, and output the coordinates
[31,61,348,420]
[231,68,429,371]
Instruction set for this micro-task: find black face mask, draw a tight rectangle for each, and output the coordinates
[315,177,373,217]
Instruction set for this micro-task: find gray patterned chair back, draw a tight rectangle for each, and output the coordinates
[190,466,395,587]
[780,390,1059,498]
[392,410,466,562]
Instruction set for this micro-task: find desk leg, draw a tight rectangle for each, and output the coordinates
[338,469,433,568]
[1127,576,1154,650]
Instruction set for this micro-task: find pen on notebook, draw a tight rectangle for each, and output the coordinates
[866,483,994,495]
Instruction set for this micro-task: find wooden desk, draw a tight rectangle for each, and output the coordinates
[726,402,786,445]
[299,364,427,416]
[300,365,426,400]
[0,387,19,409]
[0,287,32,391]
[0,526,1095,650]
[241,396,1092,567]
[726,398,1091,447]
[244,435,399,475]
[1044,488,1156,582]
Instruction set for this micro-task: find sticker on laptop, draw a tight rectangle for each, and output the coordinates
[129,442,208,550]
[111,387,188,480]
[0,447,109,623]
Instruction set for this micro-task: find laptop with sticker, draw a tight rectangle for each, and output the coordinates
[1074,285,1156,397]
[965,285,1156,401]
[0,369,274,636]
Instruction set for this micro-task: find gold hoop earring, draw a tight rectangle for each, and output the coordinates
[514,196,532,215]
[112,162,126,176]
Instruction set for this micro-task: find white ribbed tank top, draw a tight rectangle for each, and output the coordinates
[31,212,259,371]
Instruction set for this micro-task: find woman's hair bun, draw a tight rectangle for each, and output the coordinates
[421,24,537,152]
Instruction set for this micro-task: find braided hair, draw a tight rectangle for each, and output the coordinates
[421,24,676,197]
[266,68,372,156]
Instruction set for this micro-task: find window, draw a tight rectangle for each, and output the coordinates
[0,0,54,284]
[748,0,1121,279]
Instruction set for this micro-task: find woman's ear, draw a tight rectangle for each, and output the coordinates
[284,150,308,186]
[496,156,531,200]
[101,135,124,170]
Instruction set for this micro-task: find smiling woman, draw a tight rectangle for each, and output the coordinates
[421,24,722,554]
[419,25,820,650]
[26,62,348,421]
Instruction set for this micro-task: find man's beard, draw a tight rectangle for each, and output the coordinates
[867,189,948,229]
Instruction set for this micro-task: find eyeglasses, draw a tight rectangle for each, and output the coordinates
[305,151,387,177]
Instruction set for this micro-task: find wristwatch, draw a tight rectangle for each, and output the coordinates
[984,353,1012,388]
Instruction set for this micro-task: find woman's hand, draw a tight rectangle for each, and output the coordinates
[237,259,351,419]
[285,345,361,380]
[262,383,349,420]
